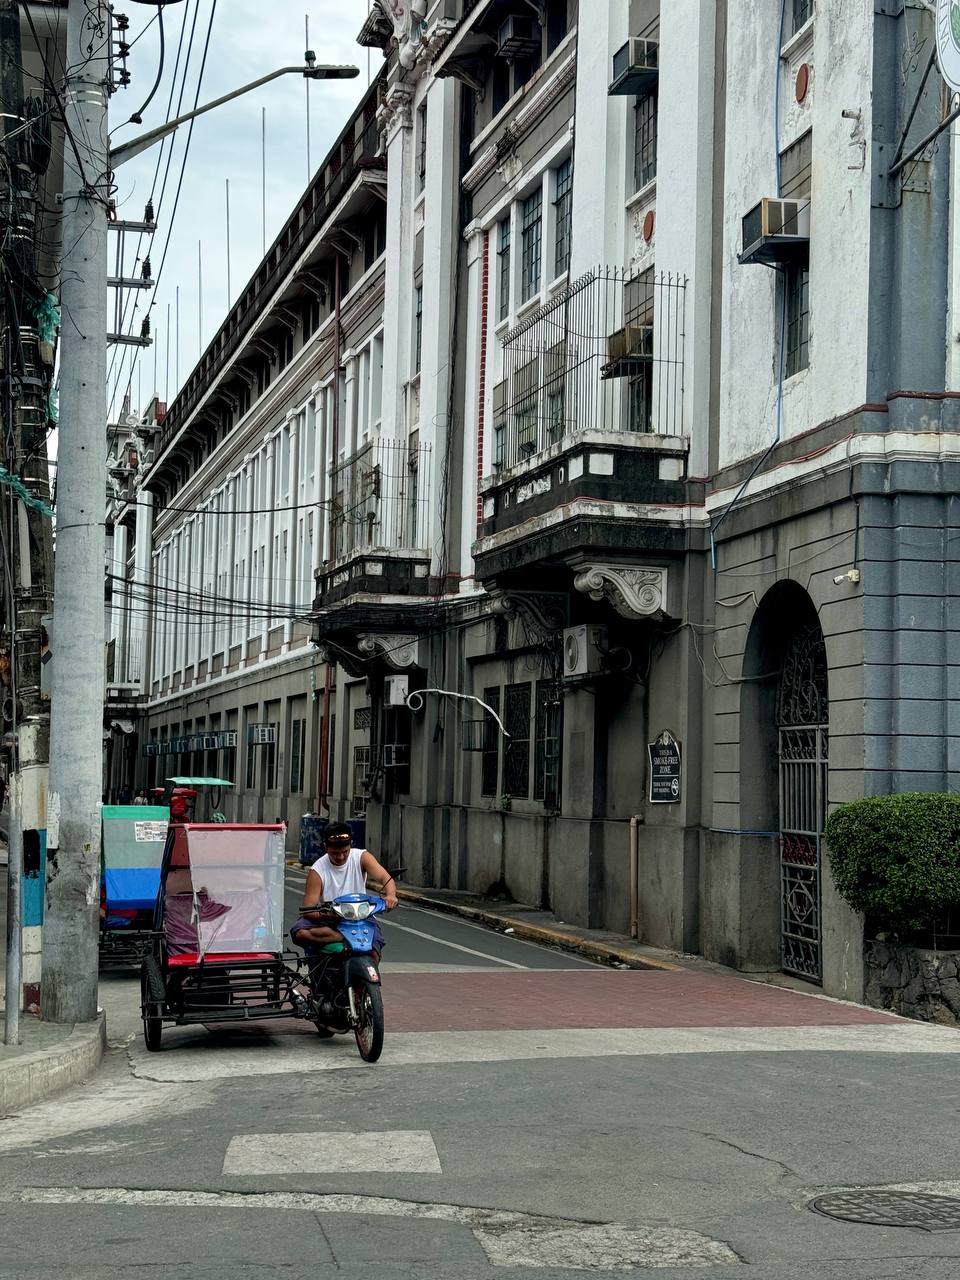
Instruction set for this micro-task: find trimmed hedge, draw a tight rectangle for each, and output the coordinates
[825,793,960,932]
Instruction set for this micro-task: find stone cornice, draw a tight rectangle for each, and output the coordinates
[357,632,422,669]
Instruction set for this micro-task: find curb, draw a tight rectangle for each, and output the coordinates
[0,1013,106,1117]
[396,888,684,972]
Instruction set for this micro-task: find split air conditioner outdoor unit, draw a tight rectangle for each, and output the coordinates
[739,197,810,267]
[562,624,608,679]
[609,37,658,96]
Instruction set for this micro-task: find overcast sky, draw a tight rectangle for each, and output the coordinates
[107,1,379,421]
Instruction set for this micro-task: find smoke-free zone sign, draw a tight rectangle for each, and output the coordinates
[648,731,681,804]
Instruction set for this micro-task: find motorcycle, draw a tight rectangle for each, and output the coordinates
[298,893,386,1063]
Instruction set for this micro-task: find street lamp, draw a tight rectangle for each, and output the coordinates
[110,62,359,169]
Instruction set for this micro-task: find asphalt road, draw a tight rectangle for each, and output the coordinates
[1,870,960,1277]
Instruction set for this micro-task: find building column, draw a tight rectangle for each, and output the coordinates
[260,438,277,658]
[133,488,154,693]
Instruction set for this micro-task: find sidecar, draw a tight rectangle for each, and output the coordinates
[139,821,303,1051]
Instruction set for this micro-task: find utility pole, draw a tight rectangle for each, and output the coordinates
[1,0,55,1040]
[42,0,110,1023]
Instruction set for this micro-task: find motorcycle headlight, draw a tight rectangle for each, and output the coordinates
[334,901,372,921]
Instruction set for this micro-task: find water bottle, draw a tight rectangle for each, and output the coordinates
[253,916,268,951]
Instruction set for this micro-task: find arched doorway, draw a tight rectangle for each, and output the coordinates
[776,621,829,982]
[740,582,829,982]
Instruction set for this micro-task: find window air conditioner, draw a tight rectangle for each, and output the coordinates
[497,14,541,61]
[383,674,409,707]
[562,624,608,679]
[250,724,276,745]
[383,744,409,768]
[739,197,810,267]
[609,38,658,96]
[218,730,238,748]
[199,734,218,750]
[607,324,654,364]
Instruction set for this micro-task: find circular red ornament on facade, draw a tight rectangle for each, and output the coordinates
[642,210,655,243]
[795,64,810,104]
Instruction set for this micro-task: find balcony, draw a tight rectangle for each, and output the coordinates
[314,438,433,609]
[474,267,699,584]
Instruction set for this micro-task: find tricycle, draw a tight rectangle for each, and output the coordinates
[139,817,386,1062]
[100,802,168,970]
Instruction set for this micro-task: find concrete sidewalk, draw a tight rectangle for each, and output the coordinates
[0,816,105,1115]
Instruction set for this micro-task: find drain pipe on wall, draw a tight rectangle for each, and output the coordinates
[629,815,641,939]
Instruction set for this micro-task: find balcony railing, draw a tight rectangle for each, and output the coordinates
[330,438,432,564]
[492,267,686,473]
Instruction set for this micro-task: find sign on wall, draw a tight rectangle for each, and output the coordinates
[648,730,681,804]
[936,0,960,93]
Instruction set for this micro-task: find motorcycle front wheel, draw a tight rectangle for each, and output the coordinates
[352,980,384,1063]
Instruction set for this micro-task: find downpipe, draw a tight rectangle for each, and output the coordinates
[629,815,640,940]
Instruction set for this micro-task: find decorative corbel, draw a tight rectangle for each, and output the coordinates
[572,564,668,621]
[357,632,421,670]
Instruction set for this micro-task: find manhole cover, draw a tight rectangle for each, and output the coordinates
[811,1191,960,1232]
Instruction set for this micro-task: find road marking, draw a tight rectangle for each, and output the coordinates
[4,1186,740,1270]
[128,1022,960,1083]
[398,902,596,966]
[223,1131,441,1175]
[381,917,528,968]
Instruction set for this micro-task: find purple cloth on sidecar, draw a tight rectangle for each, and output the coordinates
[165,889,272,956]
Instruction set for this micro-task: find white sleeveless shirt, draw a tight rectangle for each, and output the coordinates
[310,847,367,900]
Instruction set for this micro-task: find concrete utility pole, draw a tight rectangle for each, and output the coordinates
[42,0,110,1024]
[1,0,55,1041]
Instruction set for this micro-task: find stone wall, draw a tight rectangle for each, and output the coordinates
[864,939,960,1026]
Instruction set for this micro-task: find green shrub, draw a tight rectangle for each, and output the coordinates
[825,793,960,933]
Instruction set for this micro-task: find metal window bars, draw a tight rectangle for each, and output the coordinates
[492,266,686,473]
[329,438,433,563]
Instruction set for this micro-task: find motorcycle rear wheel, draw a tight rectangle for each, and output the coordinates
[352,981,384,1063]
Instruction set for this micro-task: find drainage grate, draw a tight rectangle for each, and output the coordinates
[811,1191,960,1233]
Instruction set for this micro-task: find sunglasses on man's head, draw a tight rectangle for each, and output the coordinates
[326,836,351,846]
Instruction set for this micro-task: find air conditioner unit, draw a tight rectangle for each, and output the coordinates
[609,37,658,96]
[383,743,409,768]
[607,324,654,365]
[497,14,541,60]
[562,624,608,679]
[199,734,218,750]
[250,724,276,746]
[383,674,409,707]
[218,730,238,749]
[739,197,810,267]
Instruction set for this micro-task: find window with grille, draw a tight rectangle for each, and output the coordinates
[497,217,511,322]
[520,189,542,303]
[244,710,256,789]
[534,681,562,808]
[416,103,427,194]
[352,744,370,815]
[633,91,658,192]
[289,717,306,793]
[481,687,501,796]
[554,158,573,278]
[414,283,423,374]
[503,683,531,798]
[785,266,810,376]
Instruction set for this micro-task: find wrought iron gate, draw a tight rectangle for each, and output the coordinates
[777,624,828,982]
